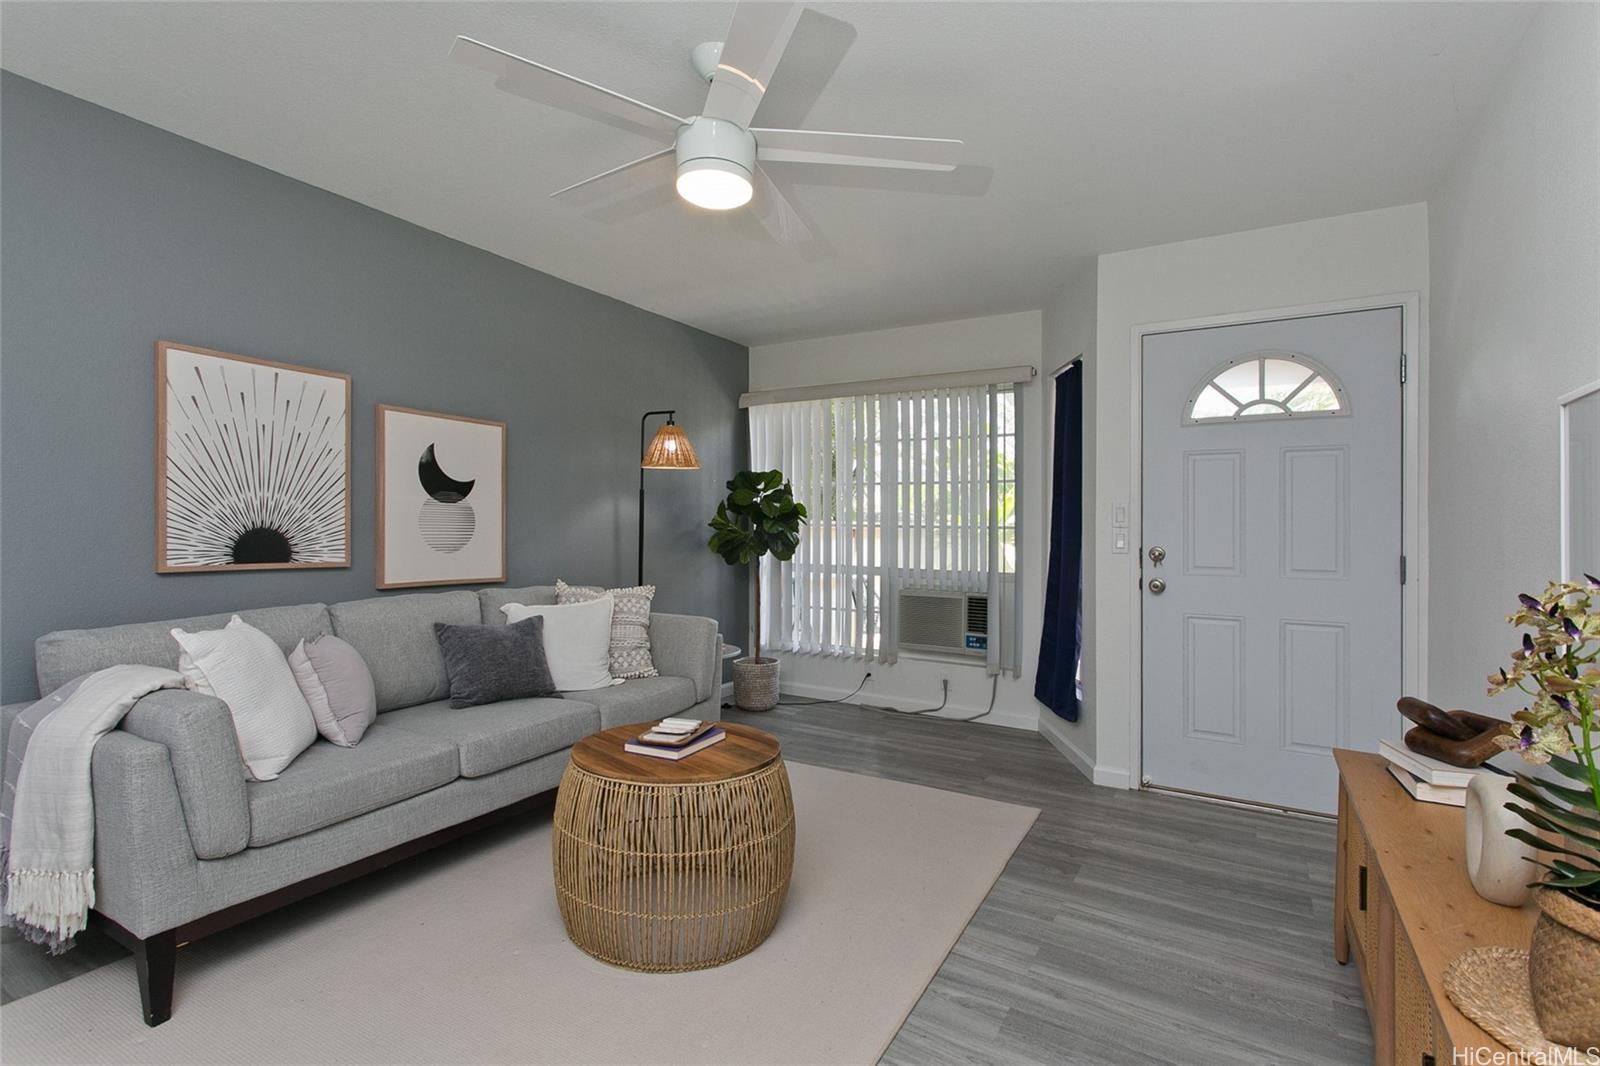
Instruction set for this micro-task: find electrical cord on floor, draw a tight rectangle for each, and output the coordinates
[947,673,1000,723]
[775,672,872,707]
[861,679,950,716]
[867,673,1000,723]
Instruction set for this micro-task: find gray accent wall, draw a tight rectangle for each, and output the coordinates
[0,73,748,702]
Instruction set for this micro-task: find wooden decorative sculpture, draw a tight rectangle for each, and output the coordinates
[1397,697,1510,768]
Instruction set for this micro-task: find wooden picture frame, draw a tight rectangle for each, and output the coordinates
[376,404,507,589]
[156,341,352,573]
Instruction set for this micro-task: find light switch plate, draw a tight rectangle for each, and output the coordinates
[1112,529,1129,554]
[1113,503,1128,526]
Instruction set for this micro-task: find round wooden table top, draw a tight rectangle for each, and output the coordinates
[569,721,781,784]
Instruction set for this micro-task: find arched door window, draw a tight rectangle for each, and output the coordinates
[1184,352,1349,424]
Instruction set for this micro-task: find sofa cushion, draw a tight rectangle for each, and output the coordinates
[35,602,331,697]
[381,698,600,778]
[478,585,558,624]
[246,723,460,847]
[570,676,697,729]
[329,591,479,712]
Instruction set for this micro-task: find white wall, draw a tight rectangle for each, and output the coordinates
[1037,261,1099,776]
[1090,203,1431,787]
[741,3,1598,788]
[747,311,1048,732]
[1427,4,1600,713]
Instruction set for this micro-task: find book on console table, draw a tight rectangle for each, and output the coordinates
[625,727,726,761]
[1377,738,1489,789]
[1386,762,1468,806]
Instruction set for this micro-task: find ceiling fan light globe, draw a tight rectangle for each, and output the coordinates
[676,158,754,210]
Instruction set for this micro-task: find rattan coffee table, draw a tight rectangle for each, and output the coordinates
[552,721,795,972]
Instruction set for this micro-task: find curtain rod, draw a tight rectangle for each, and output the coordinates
[740,365,1037,409]
[1051,356,1084,379]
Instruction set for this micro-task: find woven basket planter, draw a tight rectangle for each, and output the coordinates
[1529,887,1600,1047]
[732,656,779,711]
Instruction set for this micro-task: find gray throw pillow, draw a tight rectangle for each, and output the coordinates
[288,634,378,746]
[433,617,559,708]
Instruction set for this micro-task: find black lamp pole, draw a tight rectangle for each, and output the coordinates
[638,409,675,586]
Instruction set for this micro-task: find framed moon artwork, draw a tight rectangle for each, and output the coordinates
[156,341,351,573]
[376,404,506,589]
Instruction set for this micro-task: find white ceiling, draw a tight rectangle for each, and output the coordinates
[1,2,1534,345]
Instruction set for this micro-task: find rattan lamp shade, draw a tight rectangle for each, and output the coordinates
[642,422,700,469]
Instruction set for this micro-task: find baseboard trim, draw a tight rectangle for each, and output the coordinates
[1035,713,1095,781]
[1092,764,1134,790]
[776,680,1038,732]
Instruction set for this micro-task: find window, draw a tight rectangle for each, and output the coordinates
[1185,353,1347,424]
[749,386,1013,661]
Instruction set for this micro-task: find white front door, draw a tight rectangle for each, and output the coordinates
[1140,308,1404,814]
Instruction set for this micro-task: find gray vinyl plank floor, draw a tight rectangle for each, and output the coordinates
[721,701,1372,1066]
[1,700,1372,1064]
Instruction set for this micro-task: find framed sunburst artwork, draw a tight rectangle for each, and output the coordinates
[156,341,351,573]
[376,404,506,589]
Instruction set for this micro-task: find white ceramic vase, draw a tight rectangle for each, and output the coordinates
[1464,773,1536,907]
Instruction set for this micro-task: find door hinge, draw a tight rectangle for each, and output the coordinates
[1401,555,1408,585]
[1399,352,1408,385]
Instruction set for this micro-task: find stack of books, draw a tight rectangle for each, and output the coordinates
[1379,739,1490,806]
[624,718,726,761]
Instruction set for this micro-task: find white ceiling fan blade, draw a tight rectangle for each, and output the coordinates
[750,166,814,246]
[753,128,963,171]
[550,148,675,200]
[450,36,685,143]
[701,2,803,128]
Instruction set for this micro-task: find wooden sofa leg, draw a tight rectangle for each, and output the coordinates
[133,930,177,1026]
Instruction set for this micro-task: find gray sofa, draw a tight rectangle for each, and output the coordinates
[0,585,721,1026]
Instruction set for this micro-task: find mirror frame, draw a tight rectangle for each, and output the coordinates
[1559,378,1600,582]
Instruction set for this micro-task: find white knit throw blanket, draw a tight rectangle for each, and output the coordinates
[1,665,184,953]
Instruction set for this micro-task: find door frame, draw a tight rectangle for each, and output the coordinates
[1125,292,1426,795]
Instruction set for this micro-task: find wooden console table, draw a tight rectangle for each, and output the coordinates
[1334,749,1538,1063]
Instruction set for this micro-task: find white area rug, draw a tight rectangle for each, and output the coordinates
[1,763,1037,1065]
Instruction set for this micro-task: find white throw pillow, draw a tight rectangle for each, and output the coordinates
[501,595,618,692]
[171,616,318,780]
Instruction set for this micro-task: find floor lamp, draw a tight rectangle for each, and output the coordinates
[639,410,701,586]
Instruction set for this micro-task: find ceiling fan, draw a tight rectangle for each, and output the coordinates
[449,3,965,245]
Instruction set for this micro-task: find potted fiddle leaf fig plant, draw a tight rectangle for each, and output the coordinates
[1488,577,1600,1048]
[708,470,805,711]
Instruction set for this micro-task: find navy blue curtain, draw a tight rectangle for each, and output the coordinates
[1035,361,1083,720]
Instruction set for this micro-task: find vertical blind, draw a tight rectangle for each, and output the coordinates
[750,385,1005,666]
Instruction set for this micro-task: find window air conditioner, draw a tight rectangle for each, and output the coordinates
[897,588,989,658]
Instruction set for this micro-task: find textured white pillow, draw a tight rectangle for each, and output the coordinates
[501,595,618,692]
[171,616,318,780]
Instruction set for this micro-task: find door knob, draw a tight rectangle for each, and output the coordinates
[1148,578,1167,595]
[1148,545,1166,566]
